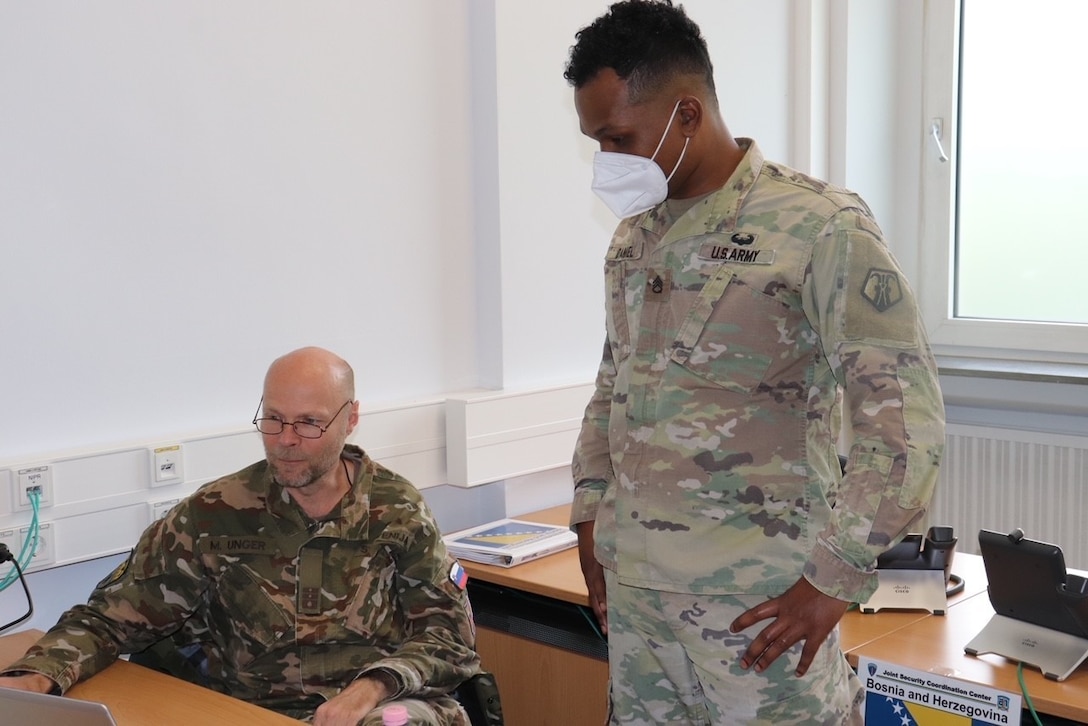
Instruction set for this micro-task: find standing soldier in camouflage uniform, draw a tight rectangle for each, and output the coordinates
[0,347,482,725]
[565,2,945,724]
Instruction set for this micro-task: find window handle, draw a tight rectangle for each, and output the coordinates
[930,119,949,163]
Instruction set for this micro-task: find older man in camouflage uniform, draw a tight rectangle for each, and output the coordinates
[0,347,481,725]
[566,2,945,724]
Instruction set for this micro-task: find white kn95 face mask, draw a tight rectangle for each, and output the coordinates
[590,100,690,219]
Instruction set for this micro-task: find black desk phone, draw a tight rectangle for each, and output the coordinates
[876,526,959,594]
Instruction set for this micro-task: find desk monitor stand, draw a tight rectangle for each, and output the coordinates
[860,569,947,615]
[965,613,1088,681]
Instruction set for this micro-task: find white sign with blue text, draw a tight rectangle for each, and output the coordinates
[859,656,1021,725]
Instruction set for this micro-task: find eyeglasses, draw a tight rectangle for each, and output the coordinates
[252,399,352,439]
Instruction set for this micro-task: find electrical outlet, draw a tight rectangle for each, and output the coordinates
[148,497,181,525]
[149,444,185,487]
[0,528,14,566]
[12,465,53,511]
[0,521,55,572]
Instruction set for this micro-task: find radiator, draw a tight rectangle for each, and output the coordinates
[928,424,1088,570]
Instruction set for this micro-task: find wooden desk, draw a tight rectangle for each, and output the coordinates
[0,629,299,725]
[850,591,1088,723]
[462,506,607,726]
[478,508,989,650]
[839,552,988,654]
[464,507,1020,726]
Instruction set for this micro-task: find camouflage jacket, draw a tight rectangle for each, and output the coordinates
[2,445,480,716]
[571,139,945,603]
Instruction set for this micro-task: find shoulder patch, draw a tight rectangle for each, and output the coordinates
[449,560,468,590]
[860,268,903,312]
[96,552,133,589]
[842,231,918,346]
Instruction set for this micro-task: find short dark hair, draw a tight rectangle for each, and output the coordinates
[563,0,716,104]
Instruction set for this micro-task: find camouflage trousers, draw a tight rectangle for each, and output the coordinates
[605,570,863,725]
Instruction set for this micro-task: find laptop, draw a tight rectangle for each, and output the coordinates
[0,687,118,725]
[978,528,1088,638]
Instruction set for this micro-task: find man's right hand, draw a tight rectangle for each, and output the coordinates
[0,673,56,694]
[576,520,608,635]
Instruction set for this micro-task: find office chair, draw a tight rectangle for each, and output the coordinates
[454,670,503,726]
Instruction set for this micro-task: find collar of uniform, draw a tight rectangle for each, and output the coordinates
[265,444,372,542]
[333,445,371,542]
[637,137,765,247]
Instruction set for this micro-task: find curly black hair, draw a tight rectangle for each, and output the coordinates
[563,0,716,104]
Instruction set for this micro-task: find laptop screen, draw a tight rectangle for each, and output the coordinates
[0,687,118,726]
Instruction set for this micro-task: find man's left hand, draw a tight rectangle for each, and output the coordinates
[729,576,849,676]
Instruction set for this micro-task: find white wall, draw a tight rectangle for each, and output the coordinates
[489,0,795,392]
[0,2,481,459]
[0,0,818,467]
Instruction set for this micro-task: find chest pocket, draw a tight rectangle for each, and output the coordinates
[666,262,784,395]
[299,539,398,639]
[213,560,294,667]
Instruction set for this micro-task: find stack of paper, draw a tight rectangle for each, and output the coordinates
[444,518,578,568]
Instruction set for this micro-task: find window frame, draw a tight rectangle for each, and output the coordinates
[919,0,1088,364]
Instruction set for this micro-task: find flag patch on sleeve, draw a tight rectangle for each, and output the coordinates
[449,560,468,590]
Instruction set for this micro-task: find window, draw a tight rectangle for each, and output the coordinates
[920,0,1088,361]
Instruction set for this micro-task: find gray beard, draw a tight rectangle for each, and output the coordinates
[269,462,322,490]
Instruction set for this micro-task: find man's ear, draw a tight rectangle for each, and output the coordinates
[678,96,703,135]
[345,400,360,436]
